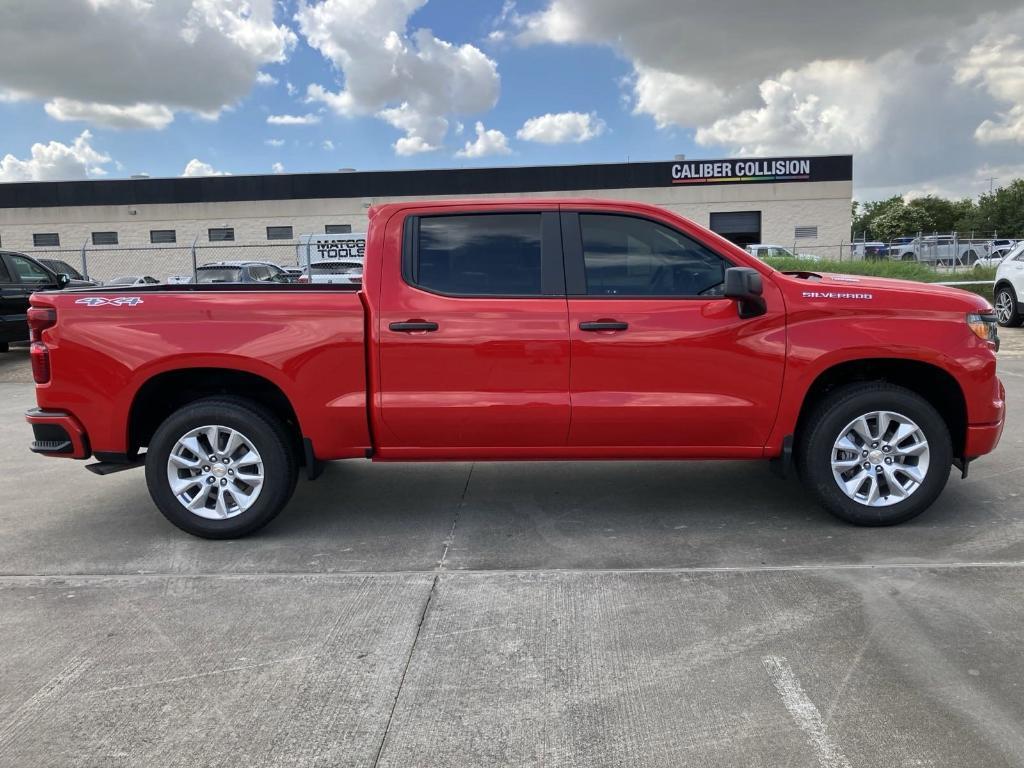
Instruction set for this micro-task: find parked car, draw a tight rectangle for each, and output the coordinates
[889,235,986,265]
[166,275,192,285]
[993,241,1024,326]
[976,245,1015,269]
[105,275,160,287]
[37,258,100,288]
[25,199,1004,537]
[193,261,296,284]
[298,259,364,284]
[851,242,887,260]
[1,250,69,351]
[746,244,821,262]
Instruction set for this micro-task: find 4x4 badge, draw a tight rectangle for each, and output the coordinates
[75,297,144,307]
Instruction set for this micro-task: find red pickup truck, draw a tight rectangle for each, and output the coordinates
[25,199,1005,537]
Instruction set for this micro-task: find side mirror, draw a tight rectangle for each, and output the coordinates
[57,273,71,289]
[723,267,767,319]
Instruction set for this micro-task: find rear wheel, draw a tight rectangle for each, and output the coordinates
[144,397,298,538]
[798,383,952,525]
[995,285,1022,327]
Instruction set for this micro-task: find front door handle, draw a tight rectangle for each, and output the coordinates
[579,320,628,331]
[389,321,439,332]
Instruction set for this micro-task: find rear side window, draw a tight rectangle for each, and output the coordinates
[578,214,731,297]
[413,214,543,296]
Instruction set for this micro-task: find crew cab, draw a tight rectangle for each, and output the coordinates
[25,199,1005,538]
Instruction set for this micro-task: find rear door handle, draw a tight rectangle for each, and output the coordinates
[579,320,628,331]
[389,321,439,332]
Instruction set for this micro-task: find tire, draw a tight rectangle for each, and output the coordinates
[797,383,952,526]
[145,397,298,538]
[994,285,1022,328]
[963,250,978,266]
[901,253,915,262]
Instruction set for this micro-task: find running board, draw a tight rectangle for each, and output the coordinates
[86,459,145,475]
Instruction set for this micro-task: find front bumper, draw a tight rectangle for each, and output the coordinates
[25,408,90,459]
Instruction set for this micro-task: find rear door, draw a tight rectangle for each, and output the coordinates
[562,210,787,453]
[1,253,57,343]
[376,207,570,450]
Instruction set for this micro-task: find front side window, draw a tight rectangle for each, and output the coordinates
[414,213,543,296]
[579,214,731,297]
[8,254,54,284]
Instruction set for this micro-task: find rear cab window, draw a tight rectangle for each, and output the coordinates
[403,212,564,297]
[195,267,243,283]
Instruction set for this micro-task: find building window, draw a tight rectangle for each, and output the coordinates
[325,224,351,234]
[91,231,118,246]
[150,229,176,244]
[208,227,235,242]
[33,233,60,247]
[795,225,818,239]
[266,226,293,240]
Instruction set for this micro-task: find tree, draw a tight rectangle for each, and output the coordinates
[968,179,1024,237]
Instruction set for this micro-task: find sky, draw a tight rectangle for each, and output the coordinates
[1,0,1023,201]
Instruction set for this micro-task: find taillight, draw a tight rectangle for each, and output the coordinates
[27,306,56,384]
[27,306,56,343]
[30,343,50,384]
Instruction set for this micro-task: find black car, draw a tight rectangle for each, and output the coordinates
[37,258,100,288]
[1,251,70,351]
[193,261,297,284]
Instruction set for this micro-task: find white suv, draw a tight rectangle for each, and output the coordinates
[993,241,1024,326]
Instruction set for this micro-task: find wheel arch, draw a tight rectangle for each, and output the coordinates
[794,358,967,459]
[128,367,303,461]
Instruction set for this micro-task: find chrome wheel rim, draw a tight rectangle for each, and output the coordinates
[995,291,1014,324]
[166,425,264,520]
[831,411,930,507]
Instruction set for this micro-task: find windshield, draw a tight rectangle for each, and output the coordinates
[1004,242,1024,261]
[41,260,84,280]
[195,267,243,283]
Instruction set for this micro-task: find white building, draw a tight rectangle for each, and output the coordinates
[0,155,852,276]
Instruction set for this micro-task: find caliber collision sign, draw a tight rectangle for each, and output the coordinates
[668,156,848,186]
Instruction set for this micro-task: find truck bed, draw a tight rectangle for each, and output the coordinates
[30,285,371,460]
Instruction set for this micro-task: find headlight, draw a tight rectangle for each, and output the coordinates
[967,312,1000,350]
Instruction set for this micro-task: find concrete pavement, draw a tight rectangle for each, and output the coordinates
[1,334,1024,767]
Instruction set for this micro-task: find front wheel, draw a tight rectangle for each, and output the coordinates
[145,398,298,538]
[995,286,1022,327]
[798,383,952,525]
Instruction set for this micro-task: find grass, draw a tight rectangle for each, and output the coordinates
[762,257,997,300]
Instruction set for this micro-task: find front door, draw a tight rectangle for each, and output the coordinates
[562,211,787,453]
[376,208,570,451]
[1,253,54,344]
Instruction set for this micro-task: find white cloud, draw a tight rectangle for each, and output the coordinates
[297,0,500,155]
[508,1,1024,195]
[271,161,285,173]
[256,71,278,85]
[44,98,175,130]
[267,113,321,125]
[265,138,285,147]
[0,0,295,129]
[956,33,1024,144]
[694,60,888,155]
[322,139,335,150]
[517,111,605,143]
[456,121,511,157]
[0,131,112,181]
[286,81,298,96]
[181,158,229,177]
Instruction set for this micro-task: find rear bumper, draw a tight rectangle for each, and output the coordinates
[25,408,90,459]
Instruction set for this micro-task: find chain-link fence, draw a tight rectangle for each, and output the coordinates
[29,241,316,285]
